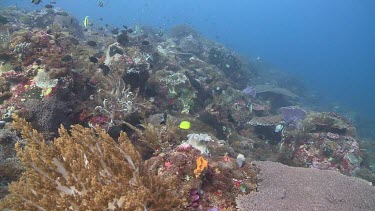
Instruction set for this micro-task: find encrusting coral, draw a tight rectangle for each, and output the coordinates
[0,114,180,210]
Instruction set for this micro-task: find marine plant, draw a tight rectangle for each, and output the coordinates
[124,116,180,152]
[93,72,139,127]
[0,115,180,210]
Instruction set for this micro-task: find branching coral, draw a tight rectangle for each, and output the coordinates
[0,115,180,210]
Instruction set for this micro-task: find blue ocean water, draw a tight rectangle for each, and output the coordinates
[2,0,375,137]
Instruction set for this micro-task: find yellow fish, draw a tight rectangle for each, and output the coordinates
[83,16,89,27]
[179,121,191,130]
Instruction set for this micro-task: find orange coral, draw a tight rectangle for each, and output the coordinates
[194,156,208,178]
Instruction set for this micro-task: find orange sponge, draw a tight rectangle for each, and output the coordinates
[194,156,208,178]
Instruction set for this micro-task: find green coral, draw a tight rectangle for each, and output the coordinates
[161,72,197,113]
[162,72,188,96]
[179,87,197,114]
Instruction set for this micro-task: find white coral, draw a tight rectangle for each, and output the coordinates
[34,69,58,88]
[186,133,212,154]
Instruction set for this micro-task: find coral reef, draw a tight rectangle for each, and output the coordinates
[145,144,258,210]
[0,6,373,210]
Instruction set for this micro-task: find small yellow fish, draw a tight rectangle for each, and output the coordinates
[179,121,191,130]
[83,16,89,27]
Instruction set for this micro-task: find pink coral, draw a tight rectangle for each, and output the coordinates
[176,142,192,152]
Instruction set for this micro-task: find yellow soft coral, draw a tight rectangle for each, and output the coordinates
[0,114,180,210]
[194,156,208,178]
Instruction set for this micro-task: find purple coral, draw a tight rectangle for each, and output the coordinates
[279,106,307,128]
[242,86,256,98]
[189,189,200,208]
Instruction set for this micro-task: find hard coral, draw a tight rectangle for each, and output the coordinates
[0,115,180,210]
[237,161,375,211]
[22,95,73,134]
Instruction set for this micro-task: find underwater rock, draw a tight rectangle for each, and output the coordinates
[86,40,97,47]
[98,64,111,75]
[53,15,73,28]
[208,47,249,88]
[0,54,11,62]
[48,68,69,79]
[122,64,150,92]
[356,168,375,185]
[109,45,123,57]
[69,37,79,45]
[252,103,271,116]
[169,24,199,39]
[0,15,9,25]
[247,115,283,144]
[61,55,73,62]
[302,112,356,136]
[254,84,298,109]
[117,33,129,46]
[179,35,202,54]
[0,92,12,104]
[89,56,98,63]
[52,14,83,38]
[110,27,119,35]
[141,40,150,46]
[197,107,228,140]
